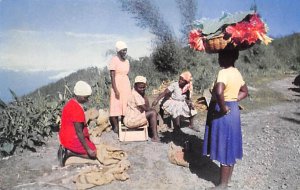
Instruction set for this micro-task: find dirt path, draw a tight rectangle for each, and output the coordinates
[1,75,299,190]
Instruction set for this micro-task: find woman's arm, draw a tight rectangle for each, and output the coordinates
[215,82,230,114]
[237,84,248,101]
[151,88,171,107]
[110,70,120,99]
[74,122,96,158]
[185,90,194,109]
[137,96,150,112]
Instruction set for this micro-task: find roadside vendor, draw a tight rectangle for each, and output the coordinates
[124,76,160,142]
[58,80,96,167]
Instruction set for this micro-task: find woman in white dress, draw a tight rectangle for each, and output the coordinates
[152,71,197,131]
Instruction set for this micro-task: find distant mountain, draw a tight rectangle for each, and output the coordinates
[27,67,102,98]
[0,70,58,103]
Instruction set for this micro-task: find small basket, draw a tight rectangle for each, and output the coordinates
[204,34,255,53]
[204,34,231,53]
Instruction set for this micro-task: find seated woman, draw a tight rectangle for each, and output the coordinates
[58,81,97,167]
[152,71,197,131]
[124,76,160,142]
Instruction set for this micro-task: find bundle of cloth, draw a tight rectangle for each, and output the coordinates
[189,11,272,53]
[65,143,130,190]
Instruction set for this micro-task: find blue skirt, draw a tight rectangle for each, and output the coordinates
[202,101,243,165]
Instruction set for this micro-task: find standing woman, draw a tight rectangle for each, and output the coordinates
[202,50,248,188]
[108,41,131,133]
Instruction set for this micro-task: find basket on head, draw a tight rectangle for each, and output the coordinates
[204,34,255,53]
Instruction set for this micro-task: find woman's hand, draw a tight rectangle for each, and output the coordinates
[152,99,158,107]
[114,90,120,99]
[186,100,194,109]
[221,105,230,115]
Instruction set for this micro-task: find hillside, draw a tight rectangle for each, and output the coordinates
[26,33,300,108]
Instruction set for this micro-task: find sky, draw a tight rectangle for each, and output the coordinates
[0,0,300,102]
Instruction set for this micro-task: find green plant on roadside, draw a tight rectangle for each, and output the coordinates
[0,90,64,156]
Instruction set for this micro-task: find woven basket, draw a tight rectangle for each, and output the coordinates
[204,34,231,53]
[204,34,255,53]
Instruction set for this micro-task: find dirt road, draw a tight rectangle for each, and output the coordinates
[0,76,299,190]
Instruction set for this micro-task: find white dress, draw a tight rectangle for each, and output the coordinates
[160,82,197,118]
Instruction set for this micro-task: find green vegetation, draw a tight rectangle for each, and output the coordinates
[0,90,64,156]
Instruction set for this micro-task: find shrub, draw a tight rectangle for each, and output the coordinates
[0,90,63,156]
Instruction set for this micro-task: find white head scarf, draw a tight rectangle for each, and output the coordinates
[115,41,127,52]
[73,81,92,96]
[134,76,147,84]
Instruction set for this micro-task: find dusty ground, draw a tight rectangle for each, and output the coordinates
[0,75,299,190]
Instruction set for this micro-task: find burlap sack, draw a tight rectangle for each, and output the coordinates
[168,142,189,167]
[96,144,128,166]
[96,109,109,126]
[85,108,99,122]
[74,160,130,190]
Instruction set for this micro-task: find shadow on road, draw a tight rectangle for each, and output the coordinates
[160,125,220,186]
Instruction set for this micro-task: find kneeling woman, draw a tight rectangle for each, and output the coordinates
[58,81,97,167]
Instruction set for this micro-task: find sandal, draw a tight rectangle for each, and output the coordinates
[57,145,68,167]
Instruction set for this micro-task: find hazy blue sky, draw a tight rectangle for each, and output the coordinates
[0,0,299,101]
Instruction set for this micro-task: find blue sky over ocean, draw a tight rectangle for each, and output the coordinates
[0,0,299,102]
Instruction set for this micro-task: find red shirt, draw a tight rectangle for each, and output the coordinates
[59,98,90,149]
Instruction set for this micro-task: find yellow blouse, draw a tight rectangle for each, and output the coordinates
[216,67,245,101]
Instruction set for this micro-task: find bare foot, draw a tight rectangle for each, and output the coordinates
[188,125,200,132]
[151,137,161,143]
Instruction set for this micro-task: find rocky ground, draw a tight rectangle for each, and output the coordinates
[0,76,299,190]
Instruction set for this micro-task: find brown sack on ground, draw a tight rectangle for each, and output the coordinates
[89,122,111,138]
[96,109,109,126]
[65,156,100,166]
[96,144,128,166]
[65,143,127,166]
[168,142,189,167]
[74,160,130,190]
[85,108,99,123]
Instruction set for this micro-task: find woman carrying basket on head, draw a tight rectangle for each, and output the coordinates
[202,50,248,188]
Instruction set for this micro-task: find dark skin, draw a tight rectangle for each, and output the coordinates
[65,95,96,161]
[109,48,128,132]
[135,82,160,142]
[152,76,195,130]
[213,50,248,189]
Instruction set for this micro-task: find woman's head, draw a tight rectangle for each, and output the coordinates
[116,41,127,60]
[134,76,147,96]
[73,80,92,104]
[179,71,192,88]
[218,49,239,67]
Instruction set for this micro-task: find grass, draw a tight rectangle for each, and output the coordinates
[239,74,291,113]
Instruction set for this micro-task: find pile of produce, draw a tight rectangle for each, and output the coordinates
[189,11,272,53]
